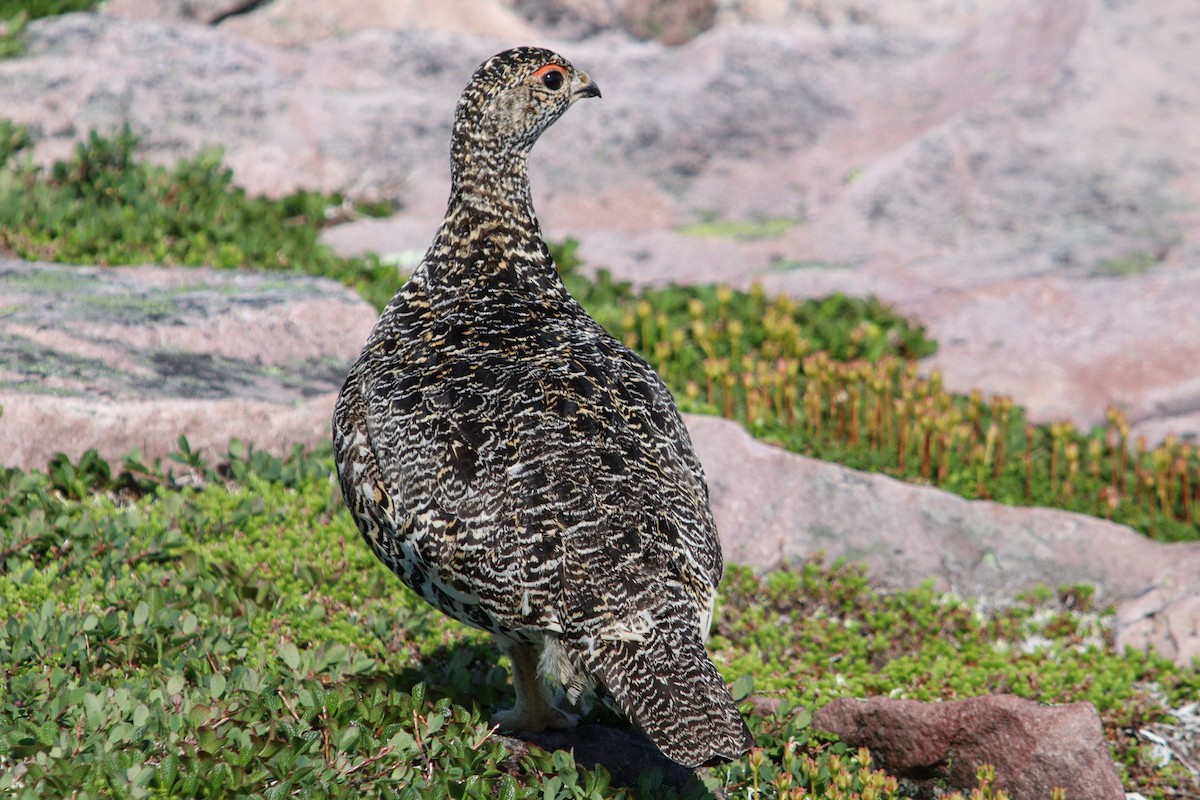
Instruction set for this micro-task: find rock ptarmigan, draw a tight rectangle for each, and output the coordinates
[332,47,753,768]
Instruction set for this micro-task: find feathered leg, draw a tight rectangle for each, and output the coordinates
[491,638,578,731]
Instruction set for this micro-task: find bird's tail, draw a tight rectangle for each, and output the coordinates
[576,616,754,768]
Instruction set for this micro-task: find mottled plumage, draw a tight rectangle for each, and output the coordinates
[332,47,753,767]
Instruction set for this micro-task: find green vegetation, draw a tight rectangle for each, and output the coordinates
[2,445,1196,797]
[557,249,1199,542]
[767,258,854,273]
[1095,250,1166,277]
[1,123,1198,795]
[0,0,99,57]
[0,123,399,309]
[677,216,799,241]
[3,120,1198,542]
[0,0,96,16]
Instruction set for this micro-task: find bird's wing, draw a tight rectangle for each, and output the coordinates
[351,288,722,618]
[527,333,752,768]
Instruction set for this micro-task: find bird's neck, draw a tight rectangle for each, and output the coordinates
[448,144,536,228]
[422,147,567,301]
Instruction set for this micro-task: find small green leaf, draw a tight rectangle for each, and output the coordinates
[128,764,155,787]
[166,675,185,695]
[36,720,57,746]
[197,727,220,755]
[791,705,813,729]
[83,693,105,724]
[551,749,575,771]
[107,722,133,746]
[189,703,210,727]
[320,642,347,666]
[210,672,226,699]
[731,673,755,702]
[265,779,293,800]
[133,601,149,627]
[337,726,359,752]
[156,753,179,790]
[239,668,260,693]
[388,730,417,755]
[279,642,301,671]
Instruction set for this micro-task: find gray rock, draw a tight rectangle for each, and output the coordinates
[215,0,540,48]
[897,270,1200,444]
[500,0,623,40]
[205,0,712,48]
[609,0,717,46]
[709,0,1015,30]
[0,260,375,469]
[813,695,1125,800]
[105,0,256,25]
[0,14,488,200]
[7,5,1200,443]
[687,413,1200,667]
[1,258,1196,667]
[0,14,878,205]
[321,215,441,269]
[1116,586,1200,672]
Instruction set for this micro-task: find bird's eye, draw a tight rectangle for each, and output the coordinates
[540,68,564,91]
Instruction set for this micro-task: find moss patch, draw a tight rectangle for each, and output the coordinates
[0,446,1196,797]
[678,216,800,241]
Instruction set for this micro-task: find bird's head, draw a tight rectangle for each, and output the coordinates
[451,47,601,179]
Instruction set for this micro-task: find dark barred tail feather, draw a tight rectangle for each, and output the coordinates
[582,622,754,768]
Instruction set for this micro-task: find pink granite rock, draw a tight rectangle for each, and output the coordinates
[686,413,1200,667]
[217,0,539,48]
[614,0,716,45]
[105,0,253,24]
[813,695,1125,800]
[1116,586,1200,671]
[0,260,376,470]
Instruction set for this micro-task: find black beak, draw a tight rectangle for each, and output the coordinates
[576,81,601,99]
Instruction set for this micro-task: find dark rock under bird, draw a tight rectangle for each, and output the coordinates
[332,46,753,768]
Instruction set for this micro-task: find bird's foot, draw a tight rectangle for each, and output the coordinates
[491,701,579,732]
